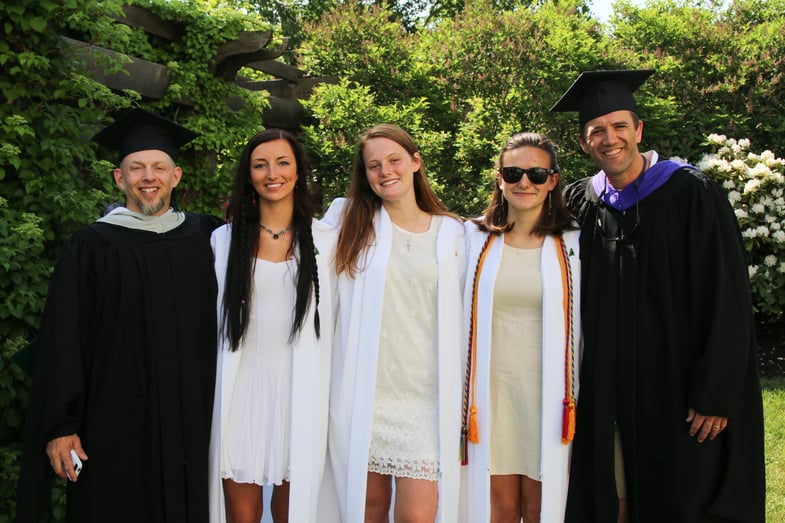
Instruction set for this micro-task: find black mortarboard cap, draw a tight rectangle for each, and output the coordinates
[550,69,655,128]
[92,108,198,164]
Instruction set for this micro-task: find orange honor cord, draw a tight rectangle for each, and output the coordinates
[556,236,576,443]
[461,233,495,465]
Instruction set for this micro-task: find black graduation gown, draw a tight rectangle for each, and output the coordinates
[563,167,765,523]
[16,213,222,523]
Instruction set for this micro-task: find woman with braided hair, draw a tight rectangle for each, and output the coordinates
[323,123,466,522]
[460,132,582,523]
[207,129,338,523]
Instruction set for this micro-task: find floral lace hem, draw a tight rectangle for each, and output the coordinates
[368,456,439,481]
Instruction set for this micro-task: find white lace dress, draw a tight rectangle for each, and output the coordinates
[220,258,295,486]
[368,216,442,481]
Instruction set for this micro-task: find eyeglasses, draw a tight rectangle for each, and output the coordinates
[595,183,640,242]
[499,166,555,185]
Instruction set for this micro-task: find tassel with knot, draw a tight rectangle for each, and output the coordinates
[561,399,575,443]
[468,405,479,444]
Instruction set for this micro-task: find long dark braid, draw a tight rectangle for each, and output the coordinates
[222,129,320,351]
[289,192,320,341]
[293,223,321,339]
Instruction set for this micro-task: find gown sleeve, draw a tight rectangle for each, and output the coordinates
[16,232,92,522]
[683,169,756,416]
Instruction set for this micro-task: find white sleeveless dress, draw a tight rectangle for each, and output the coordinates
[220,258,296,485]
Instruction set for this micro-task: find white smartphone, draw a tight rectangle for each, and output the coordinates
[70,449,82,478]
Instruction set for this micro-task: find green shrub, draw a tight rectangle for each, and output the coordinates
[698,135,785,322]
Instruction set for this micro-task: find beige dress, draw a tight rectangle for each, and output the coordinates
[368,216,443,481]
[489,244,543,479]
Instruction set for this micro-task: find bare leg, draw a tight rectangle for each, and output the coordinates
[223,479,263,523]
[270,480,291,523]
[365,471,392,523]
[393,476,438,523]
[618,498,629,523]
[490,475,522,523]
[520,475,541,523]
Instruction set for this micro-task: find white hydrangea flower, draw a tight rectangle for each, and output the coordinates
[780,262,785,274]
[707,134,727,145]
[741,227,756,238]
[773,189,784,198]
[756,225,770,237]
[697,156,732,173]
[751,203,765,214]
[738,138,751,149]
[749,163,772,178]
[748,265,758,278]
[773,229,785,241]
[722,179,736,190]
[744,178,762,194]
[736,209,749,220]
[765,255,777,267]
[731,159,747,172]
[761,150,776,162]
[727,190,741,205]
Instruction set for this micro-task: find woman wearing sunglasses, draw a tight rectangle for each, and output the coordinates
[461,132,582,523]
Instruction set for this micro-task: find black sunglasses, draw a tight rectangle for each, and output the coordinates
[500,166,555,185]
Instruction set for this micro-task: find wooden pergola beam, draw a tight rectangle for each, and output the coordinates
[111,5,184,42]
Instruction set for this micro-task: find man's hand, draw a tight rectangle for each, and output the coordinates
[46,434,88,482]
[686,408,728,443]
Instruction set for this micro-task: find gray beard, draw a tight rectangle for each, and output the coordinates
[141,198,166,216]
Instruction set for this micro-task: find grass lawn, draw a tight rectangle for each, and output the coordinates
[763,377,785,521]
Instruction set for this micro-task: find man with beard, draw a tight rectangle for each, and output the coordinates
[552,70,765,523]
[16,108,223,523]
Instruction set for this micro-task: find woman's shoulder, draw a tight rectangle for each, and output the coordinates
[311,216,339,242]
[210,222,232,242]
[321,198,348,228]
[463,218,482,234]
[436,213,465,236]
[562,228,580,241]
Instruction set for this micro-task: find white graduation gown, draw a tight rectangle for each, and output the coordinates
[207,219,340,523]
[323,198,467,523]
[461,221,582,523]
